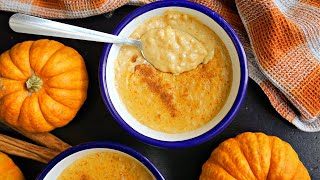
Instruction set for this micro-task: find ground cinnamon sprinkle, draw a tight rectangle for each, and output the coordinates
[135,64,177,117]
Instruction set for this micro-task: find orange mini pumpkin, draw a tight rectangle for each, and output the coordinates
[200,132,310,180]
[0,152,24,180]
[0,39,88,132]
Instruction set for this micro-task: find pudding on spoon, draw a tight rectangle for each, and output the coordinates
[141,26,208,75]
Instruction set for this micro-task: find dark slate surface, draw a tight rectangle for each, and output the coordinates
[0,5,319,180]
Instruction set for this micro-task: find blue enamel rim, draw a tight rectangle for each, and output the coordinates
[99,1,248,148]
[37,142,165,180]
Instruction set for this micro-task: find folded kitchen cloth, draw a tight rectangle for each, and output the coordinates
[1,0,319,132]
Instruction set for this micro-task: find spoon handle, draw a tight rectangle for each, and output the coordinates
[9,13,135,45]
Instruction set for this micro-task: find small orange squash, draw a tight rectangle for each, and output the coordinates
[0,152,24,180]
[0,39,88,132]
[200,132,310,180]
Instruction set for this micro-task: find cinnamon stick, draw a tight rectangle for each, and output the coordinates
[0,141,48,163]
[0,134,60,163]
[0,121,71,152]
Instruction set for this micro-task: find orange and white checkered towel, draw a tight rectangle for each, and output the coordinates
[1,0,319,132]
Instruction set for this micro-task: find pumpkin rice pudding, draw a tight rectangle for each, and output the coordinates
[58,151,154,180]
[114,10,232,134]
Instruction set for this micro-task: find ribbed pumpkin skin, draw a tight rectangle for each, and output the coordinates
[0,40,88,132]
[0,152,24,180]
[200,132,310,180]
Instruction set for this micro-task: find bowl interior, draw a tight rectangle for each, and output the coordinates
[42,148,155,179]
[105,6,241,142]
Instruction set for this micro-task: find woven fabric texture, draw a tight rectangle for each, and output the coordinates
[0,0,319,132]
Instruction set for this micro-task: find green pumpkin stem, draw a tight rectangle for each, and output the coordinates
[26,74,43,93]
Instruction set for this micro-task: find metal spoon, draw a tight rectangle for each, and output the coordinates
[9,13,144,56]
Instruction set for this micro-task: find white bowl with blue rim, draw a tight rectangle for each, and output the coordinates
[37,142,164,179]
[99,1,248,148]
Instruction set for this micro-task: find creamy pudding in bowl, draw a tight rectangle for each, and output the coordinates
[99,1,248,148]
[115,10,232,134]
[37,142,163,180]
[58,151,154,180]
